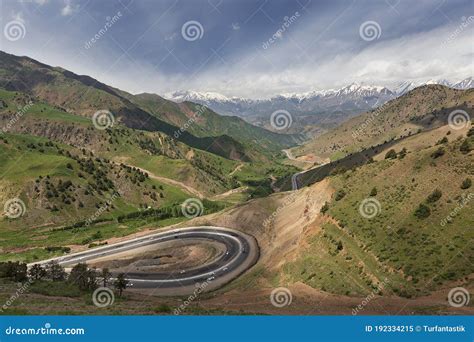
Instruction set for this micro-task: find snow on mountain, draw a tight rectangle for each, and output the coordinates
[166,90,234,103]
[453,77,474,90]
[165,78,473,120]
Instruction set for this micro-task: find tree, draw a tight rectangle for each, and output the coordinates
[28,264,46,281]
[430,147,445,159]
[114,273,128,297]
[320,202,329,214]
[398,148,407,159]
[46,261,66,281]
[426,189,442,203]
[68,263,89,290]
[461,178,472,189]
[101,268,111,287]
[369,187,377,196]
[385,149,397,159]
[414,204,431,219]
[334,189,346,201]
[460,139,472,154]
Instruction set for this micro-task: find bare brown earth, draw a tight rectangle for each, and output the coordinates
[87,240,224,274]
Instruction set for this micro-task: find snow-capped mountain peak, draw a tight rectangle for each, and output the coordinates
[165,90,234,103]
[453,77,474,90]
[165,77,473,118]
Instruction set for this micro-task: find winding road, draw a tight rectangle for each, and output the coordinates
[30,226,259,296]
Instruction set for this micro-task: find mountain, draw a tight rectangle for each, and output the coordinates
[166,84,396,136]
[0,51,298,162]
[453,76,474,90]
[293,84,474,160]
[167,83,395,118]
[121,92,302,155]
[394,77,474,95]
[166,79,474,134]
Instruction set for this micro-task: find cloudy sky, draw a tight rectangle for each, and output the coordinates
[1,0,473,98]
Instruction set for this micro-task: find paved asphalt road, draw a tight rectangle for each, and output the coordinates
[30,226,259,295]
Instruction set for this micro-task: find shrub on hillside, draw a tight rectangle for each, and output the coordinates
[384,149,397,159]
[461,178,472,189]
[426,189,442,203]
[334,190,346,201]
[436,137,448,145]
[414,203,431,219]
[398,148,407,159]
[430,147,445,159]
[459,139,472,154]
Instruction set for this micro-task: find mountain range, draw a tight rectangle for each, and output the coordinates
[166,78,474,135]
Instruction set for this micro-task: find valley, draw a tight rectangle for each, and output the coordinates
[0,51,472,316]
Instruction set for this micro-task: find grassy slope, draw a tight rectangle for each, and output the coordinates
[277,126,473,299]
[126,92,301,153]
[294,85,474,159]
[0,51,296,161]
[323,129,473,296]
